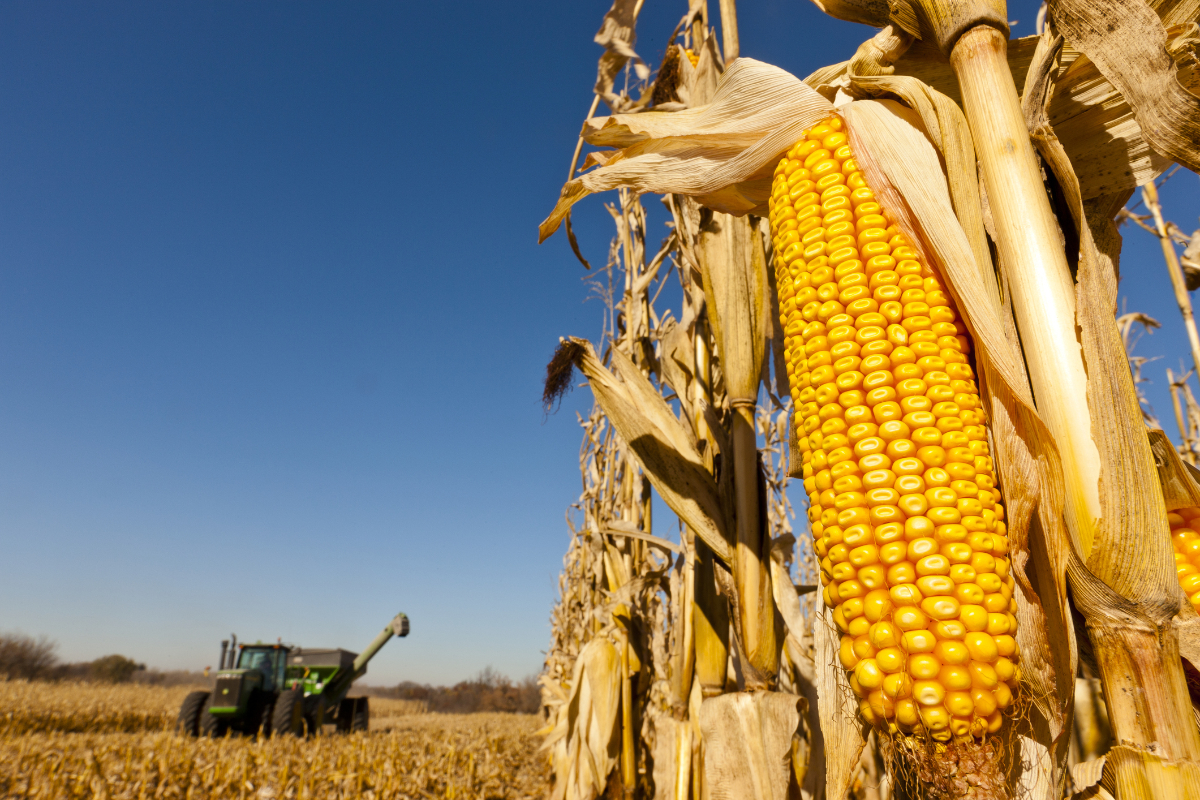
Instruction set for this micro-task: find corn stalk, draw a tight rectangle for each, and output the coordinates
[540,4,815,799]
[1169,368,1200,466]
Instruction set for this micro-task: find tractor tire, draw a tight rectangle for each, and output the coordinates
[175,691,209,736]
[199,703,227,738]
[351,697,369,732]
[271,688,305,737]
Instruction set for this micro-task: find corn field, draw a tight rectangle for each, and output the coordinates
[537,0,1200,798]
[0,682,548,799]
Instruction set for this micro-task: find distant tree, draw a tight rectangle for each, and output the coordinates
[88,655,145,683]
[388,667,540,713]
[0,632,59,680]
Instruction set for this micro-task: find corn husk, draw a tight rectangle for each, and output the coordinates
[592,0,650,113]
[544,637,623,800]
[538,59,833,240]
[697,692,804,800]
[810,17,1200,203]
[843,98,1086,796]
[1048,0,1200,176]
[813,603,868,800]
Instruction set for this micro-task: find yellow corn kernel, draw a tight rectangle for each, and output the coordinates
[895,698,921,727]
[771,115,1017,742]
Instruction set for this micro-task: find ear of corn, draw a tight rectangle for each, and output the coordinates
[1169,507,1200,612]
[769,117,1020,742]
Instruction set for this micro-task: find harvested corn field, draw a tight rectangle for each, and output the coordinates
[0,682,548,800]
[0,680,190,735]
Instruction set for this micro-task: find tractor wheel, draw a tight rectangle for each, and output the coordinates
[271,688,304,736]
[199,703,227,738]
[351,697,369,733]
[175,691,209,736]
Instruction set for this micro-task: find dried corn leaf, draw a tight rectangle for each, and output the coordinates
[568,338,732,563]
[810,28,1186,202]
[1049,0,1200,175]
[657,317,695,419]
[651,714,683,800]
[805,36,1038,109]
[698,691,803,800]
[594,0,650,113]
[801,0,917,37]
[1070,756,1114,799]
[1104,744,1200,798]
[539,59,833,241]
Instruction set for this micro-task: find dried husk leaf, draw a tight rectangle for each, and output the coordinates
[698,691,804,800]
[548,637,623,800]
[841,72,995,298]
[811,26,1192,202]
[1148,428,1200,674]
[813,604,867,800]
[539,59,833,241]
[695,213,767,404]
[593,0,650,113]
[767,535,806,650]
[1048,0,1200,175]
[568,338,733,564]
[1150,428,1200,511]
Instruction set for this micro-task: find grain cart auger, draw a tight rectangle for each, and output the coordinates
[175,612,410,737]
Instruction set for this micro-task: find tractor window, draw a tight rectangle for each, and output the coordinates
[238,650,273,678]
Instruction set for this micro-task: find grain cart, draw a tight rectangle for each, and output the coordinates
[176,612,409,737]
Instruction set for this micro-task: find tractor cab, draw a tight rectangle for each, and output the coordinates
[208,643,290,718]
[237,645,289,692]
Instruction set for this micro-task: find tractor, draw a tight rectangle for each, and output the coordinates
[176,612,409,737]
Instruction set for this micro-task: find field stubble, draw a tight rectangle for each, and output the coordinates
[0,681,548,799]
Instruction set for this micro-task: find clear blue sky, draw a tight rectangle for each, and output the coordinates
[1,1,1194,686]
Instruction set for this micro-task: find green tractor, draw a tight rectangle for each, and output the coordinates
[176,613,409,737]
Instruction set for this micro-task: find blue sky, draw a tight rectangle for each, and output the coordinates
[1,1,1195,686]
